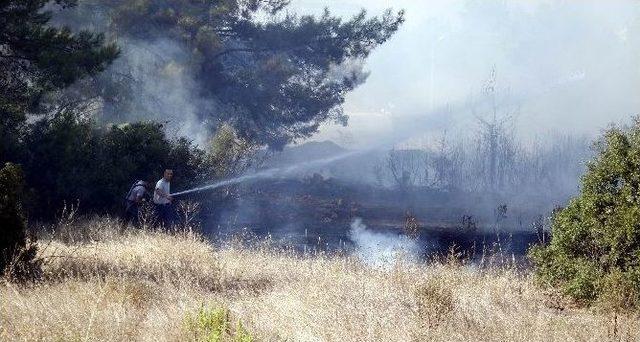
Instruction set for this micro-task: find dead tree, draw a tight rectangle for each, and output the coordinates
[470,68,519,193]
[386,149,424,192]
[428,131,464,190]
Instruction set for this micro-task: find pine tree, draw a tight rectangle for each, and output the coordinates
[0,0,119,162]
[0,0,119,277]
[58,1,404,148]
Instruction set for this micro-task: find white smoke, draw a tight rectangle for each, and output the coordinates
[49,7,217,146]
[348,218,420,267]
[299,0,640,148]
[113,38,216,146]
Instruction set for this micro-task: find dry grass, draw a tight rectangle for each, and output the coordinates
[1,218,639,341]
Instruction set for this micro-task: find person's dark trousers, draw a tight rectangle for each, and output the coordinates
[123,200,139,227]
[155,203,173,227]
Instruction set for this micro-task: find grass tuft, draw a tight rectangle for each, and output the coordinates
[184,306,253,342]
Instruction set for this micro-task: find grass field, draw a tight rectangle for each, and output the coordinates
[1,217,638,341]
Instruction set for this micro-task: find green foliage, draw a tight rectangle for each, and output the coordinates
[184,306,253,342]
[0,163,40,280]
[0,0,119,163]
[61,0,404,148]
[21,112,101,213]
[530,118,640,308]
[20,113,218,218]
[16,112,257,219]
[207,124,257,179]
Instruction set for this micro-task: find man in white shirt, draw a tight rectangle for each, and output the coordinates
[154,169,174,226]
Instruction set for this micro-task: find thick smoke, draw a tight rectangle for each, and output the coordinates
[300,0,640,148]
[49,5,219,145]
[349,218,420,267]
[274,0,639,230]
[114,38,217,145]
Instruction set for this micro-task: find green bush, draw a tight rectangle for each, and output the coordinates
[530,119,640,308]
[0,163,40,280]
[184,306,253,342]
[20,113,217,218]
[9,110,257,221]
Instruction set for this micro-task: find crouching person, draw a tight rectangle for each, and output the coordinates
[154,169,174,227]
[123,180,149,227]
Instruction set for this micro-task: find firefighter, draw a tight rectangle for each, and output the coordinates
[123,180,149,227]
[153,169,174,227]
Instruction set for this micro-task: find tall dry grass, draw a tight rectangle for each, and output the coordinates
[1,217,638,341]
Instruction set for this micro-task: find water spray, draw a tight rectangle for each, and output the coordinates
[170,150,365,197]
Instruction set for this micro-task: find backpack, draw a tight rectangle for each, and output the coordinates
[124,181,146,204]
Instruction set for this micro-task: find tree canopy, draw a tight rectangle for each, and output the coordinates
[0,0,119,162]
[0,0,404,219]
[59,0,404,148]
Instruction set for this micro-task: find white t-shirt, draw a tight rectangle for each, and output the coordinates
[154,179,171,205]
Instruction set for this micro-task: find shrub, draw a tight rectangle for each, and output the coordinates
[20,113,214,219]
[0,163,40,280]
[184,306,253,342]
[207,124,257,179]
[21,112,101,216]
[530,118,640,308]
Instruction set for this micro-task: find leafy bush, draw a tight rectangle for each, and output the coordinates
[207,124,258,179]
[20,113,222,219]
[0,163,40,280]
[21,112,101,216]
[530,119,640,308]
[184,306,253,342]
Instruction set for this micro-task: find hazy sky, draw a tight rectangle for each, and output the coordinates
[290,0,640,148]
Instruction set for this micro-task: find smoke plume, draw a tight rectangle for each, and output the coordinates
[349,218,420,267]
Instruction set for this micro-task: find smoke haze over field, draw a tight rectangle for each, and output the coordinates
[12,0,636,265]
[44,0,637,229]
[49,1,639,148]
[293,0,640,148]
[349,218,420,267]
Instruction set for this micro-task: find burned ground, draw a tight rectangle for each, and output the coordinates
[199,176,547,259]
